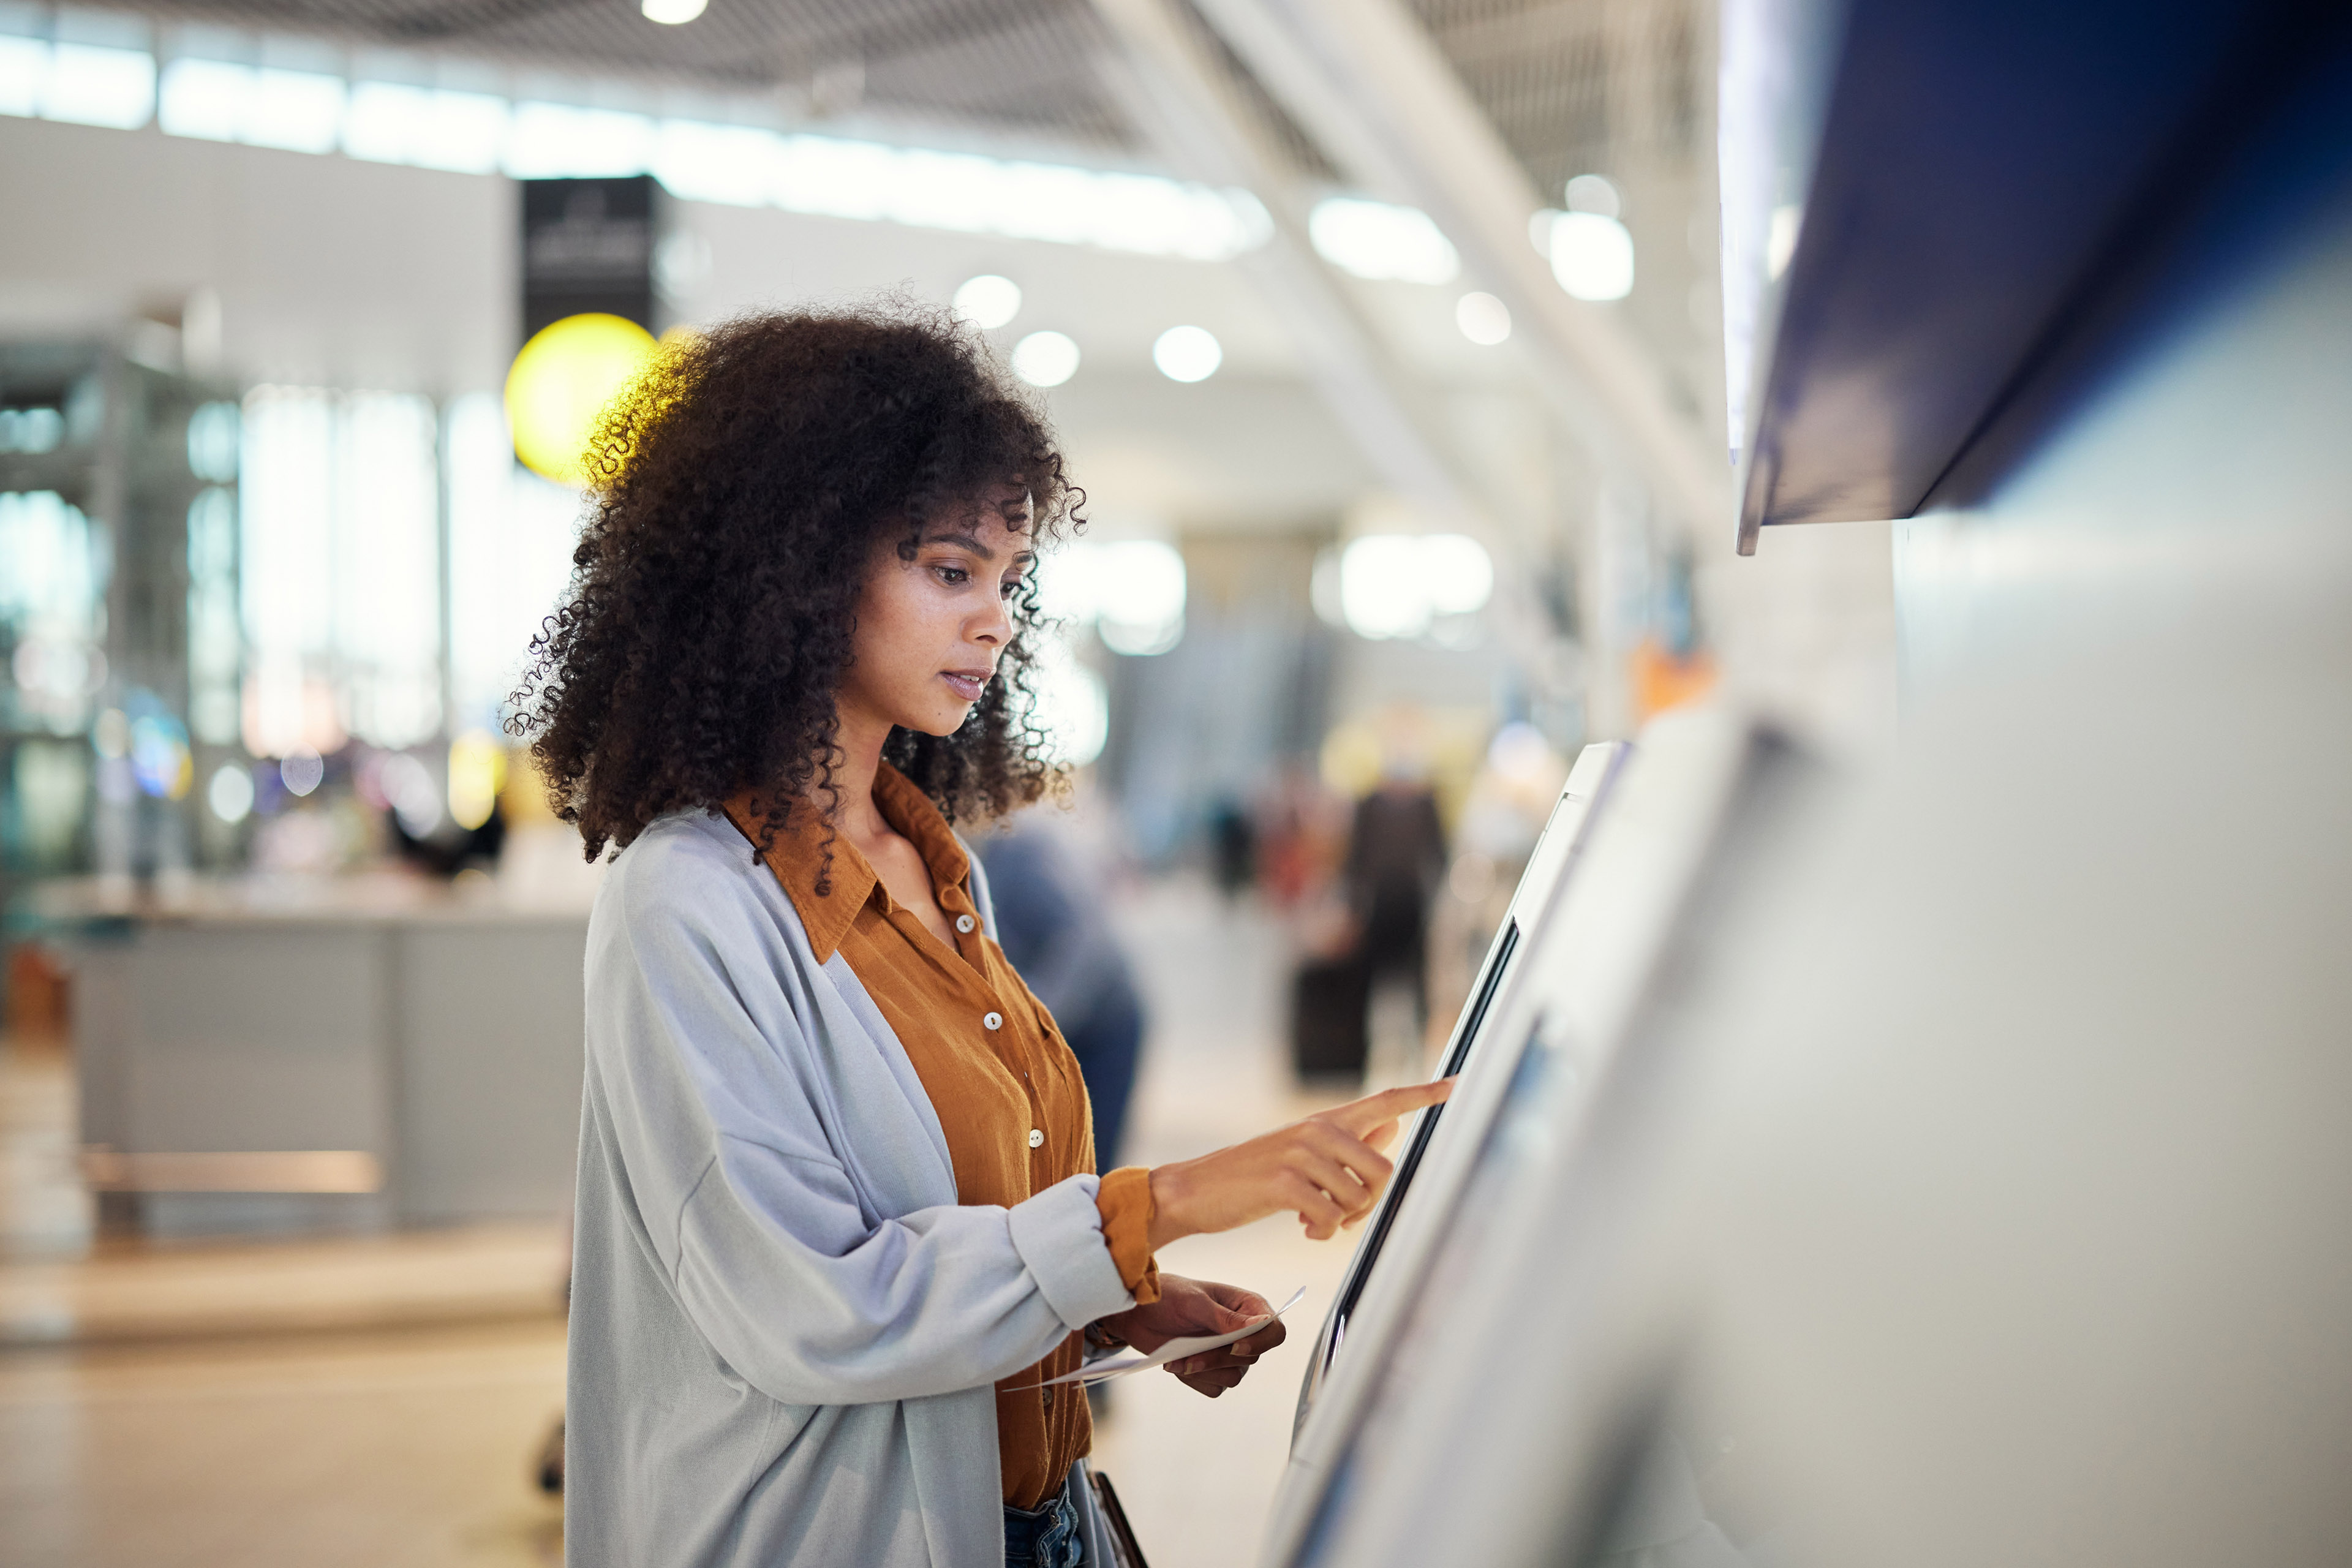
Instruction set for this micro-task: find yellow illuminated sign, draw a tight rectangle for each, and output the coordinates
[504,312,658,486]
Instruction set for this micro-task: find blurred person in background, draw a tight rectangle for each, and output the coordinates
[1344,763,1447,1030]
[1205,797,1254,900]
[513,303,1450,1568]
[976,804,1144,1169]
[390,794,507,878]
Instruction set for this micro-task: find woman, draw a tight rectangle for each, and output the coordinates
[517,304,1449,1568]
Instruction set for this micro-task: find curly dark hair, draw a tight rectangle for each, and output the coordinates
[508,301,1082,876]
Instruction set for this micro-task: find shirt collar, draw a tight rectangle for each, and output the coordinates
[728,761,969,963]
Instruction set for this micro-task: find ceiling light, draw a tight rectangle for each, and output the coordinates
[1042,540,1186,656]
[42,42,155,130]
[953,274,1022,330]
[1011,331,1080,388]
[1152,325,1221,382]
[1545,212,1636,302]
[1338,534,1493,640]
[1564,173,1621,218]
[1308,197,1460,284]
[642,0,709,23]
[1455,292,1510,345]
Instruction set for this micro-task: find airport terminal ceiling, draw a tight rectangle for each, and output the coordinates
[104,0,1702,196]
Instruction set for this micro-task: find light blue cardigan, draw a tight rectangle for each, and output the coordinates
[565,810,1136,1567]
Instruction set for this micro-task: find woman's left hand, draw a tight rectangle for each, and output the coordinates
[1098,1275,1287,1398]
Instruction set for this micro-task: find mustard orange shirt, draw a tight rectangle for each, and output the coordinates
[728,765,1158,1509]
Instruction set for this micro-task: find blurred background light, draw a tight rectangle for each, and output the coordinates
[1011,330,1080,388]
[952,274,1023,330]
[445,393,584,737]
[1152,325,1221,383]
[335,394,443,748]
[0,35,39,117]
[447,729,508,831]
[1544,211,1636,302]
[279,746,323,797]
[377,750,442,836]
[1025,637,1110,768]
[652,119,777,206]
[208,762,254,824]
[504,101,656,180]
[4,33,1274,260]
[129,711,192,799]
[246,69,348,156]
[92,707,128,760]
[342,83,508,175]
[165,61,346,155]
[1563,173,1622,218]
[1308,197,1460,284]
[504,313,657,484]
[641,0,709,23]
[1338,533,1494,640]
[156,58,244,141]
[186,401,239,481]
[0,405,64,453]
[887,149,1003,232]
[1455,292,1512,345]
[34,42,155,130]
[186,486,241,745]
[1039,539,1186,656]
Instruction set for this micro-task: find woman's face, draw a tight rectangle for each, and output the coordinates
[838,493,1034,740]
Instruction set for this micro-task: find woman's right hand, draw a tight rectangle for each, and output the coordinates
[1146,1079,1456,1248]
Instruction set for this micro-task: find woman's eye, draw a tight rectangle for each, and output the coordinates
[934,565,970,586]
[1001,576,1027,600]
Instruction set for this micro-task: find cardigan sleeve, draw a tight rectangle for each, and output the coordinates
[586,856,1137,1408]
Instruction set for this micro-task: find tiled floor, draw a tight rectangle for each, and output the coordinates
[0,1321,568,1568]
[0,876,1416,1567]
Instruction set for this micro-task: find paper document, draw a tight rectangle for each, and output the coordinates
[1046,1287,1308,1385]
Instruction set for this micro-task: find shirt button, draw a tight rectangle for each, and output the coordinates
[984,1011,1003,1031]
[956,914,975,933]
[1027,1128,1044,1149]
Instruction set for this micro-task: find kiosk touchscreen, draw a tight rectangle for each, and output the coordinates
[1265,712,1803,1568]
[1293,741,1630,1427]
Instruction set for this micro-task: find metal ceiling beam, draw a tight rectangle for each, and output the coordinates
[1088,0,1581,677]
[1187,0,1732,540]
[1084,0,1496,538]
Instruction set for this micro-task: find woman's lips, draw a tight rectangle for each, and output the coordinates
[942,671,990,703]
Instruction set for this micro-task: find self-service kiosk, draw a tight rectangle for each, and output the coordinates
[1253,0,2352,1558]
[1265,712,1812,1568]
[1291,738,1630,1428]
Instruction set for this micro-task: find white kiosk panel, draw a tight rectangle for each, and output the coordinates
[1267,712,1809,1568]
[1289,740,1632,1428]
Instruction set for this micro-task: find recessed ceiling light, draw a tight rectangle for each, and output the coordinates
[643,0,709,24]
[1152,325,1222,383]
[953,274,1022,330]
[1455,292,1511,345]
[1011,331,1080,388]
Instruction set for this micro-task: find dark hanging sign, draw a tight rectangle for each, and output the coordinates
[519,176,665,343]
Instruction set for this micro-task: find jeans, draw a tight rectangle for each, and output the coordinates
[1003,1478,1084,1568]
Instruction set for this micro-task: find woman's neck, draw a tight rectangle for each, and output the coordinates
[826,706,893,844]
